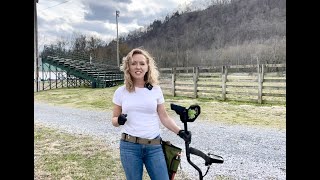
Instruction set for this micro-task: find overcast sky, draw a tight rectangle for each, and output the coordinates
[36,0,209,50]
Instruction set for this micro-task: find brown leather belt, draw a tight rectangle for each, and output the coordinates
[121,133,161,145]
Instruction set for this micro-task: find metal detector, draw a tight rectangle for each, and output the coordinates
[171,103,224,180]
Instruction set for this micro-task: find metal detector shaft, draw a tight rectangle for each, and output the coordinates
[183,121,203,180]
[170,103,204,179]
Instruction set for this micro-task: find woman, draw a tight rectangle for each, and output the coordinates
[112,48,190,180]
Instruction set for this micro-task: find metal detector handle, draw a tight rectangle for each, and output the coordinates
[170,103,186,114]
[189,147,224,165]
[170,103,188,123]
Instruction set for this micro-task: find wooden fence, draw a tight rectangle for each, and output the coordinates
[159,64,286,104]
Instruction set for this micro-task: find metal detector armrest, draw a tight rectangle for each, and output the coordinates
[189,147,224,165]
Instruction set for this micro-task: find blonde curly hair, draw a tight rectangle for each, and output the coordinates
[120,48,159,92]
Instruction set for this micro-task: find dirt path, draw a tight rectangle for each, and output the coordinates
[34,102,286,179]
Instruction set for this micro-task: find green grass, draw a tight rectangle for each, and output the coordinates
[34,86,117,111]
[34,85,285,179]
[34,123,127,179]
[34,123,191,180]
[34,86,286,130]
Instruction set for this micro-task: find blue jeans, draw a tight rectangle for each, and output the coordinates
[120,139,169,180]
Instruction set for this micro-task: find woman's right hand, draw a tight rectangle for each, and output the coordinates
[118,114,127,125]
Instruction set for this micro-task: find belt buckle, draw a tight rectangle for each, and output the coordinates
[127,134,138,143]
[127,134,131,140]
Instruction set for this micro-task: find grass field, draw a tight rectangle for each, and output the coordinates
[34,123,127,179]
[34,85,286,179]
[34,123,191,180]
[34,86,286,130]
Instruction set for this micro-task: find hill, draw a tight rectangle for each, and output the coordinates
[120,0,286,67]
[40,0,286,68]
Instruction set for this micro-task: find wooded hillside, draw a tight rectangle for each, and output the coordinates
[41,0,286,68]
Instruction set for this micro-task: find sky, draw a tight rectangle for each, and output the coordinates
[36,0,209,51]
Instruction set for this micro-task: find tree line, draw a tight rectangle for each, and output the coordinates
[40,0,286,68]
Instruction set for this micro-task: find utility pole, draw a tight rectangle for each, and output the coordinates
[116,10,120,67]
[34,0,39,92]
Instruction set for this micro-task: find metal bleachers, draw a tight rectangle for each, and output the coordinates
[37,54,124,90]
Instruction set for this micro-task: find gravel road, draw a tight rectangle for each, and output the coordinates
[34,102,286,180]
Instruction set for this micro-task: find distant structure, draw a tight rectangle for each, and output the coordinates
[116,10,120,67]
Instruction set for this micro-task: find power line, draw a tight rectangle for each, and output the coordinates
[39,0,71,11]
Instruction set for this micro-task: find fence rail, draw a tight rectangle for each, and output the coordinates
[159,64,286,104]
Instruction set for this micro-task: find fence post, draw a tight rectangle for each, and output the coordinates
[221,66,227,101]
[172,67,176,97]
[55,66,58,89]
[49,64,52,90]
[257,64,264,104]
[61,72,64,88]
[193,67,199,98]
[67,73,69,88]
[41,63,44,90]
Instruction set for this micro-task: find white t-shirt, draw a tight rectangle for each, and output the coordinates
[112,85,165,139]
